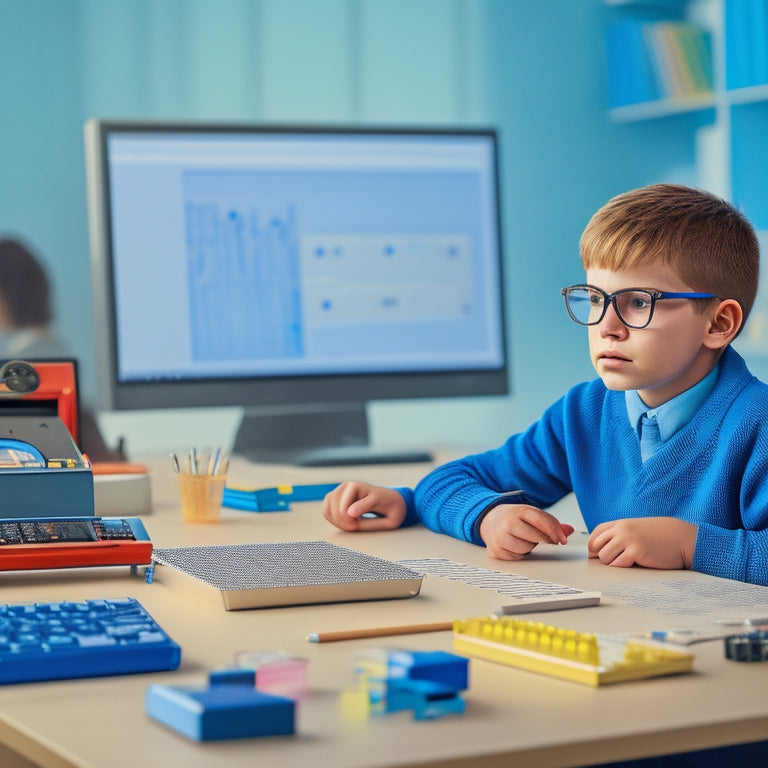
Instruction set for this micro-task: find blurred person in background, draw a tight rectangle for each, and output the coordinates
[0,236,124,461]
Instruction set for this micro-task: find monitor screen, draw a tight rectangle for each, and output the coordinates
[84,121,507,465]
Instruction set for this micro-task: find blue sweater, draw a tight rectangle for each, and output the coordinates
[400,346,768,586]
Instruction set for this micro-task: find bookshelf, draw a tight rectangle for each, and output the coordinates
[605,10,715,119]
[604,0,768,365]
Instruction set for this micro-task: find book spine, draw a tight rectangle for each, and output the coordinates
[643,23,676,98]
[606,19,660,107]
[678,26,712,94]
[750,0,768,86]
[653,23,686,97]
[726,0,755,89]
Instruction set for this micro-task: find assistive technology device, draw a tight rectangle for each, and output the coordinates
[0,360,153,570]
[0,517,152,571]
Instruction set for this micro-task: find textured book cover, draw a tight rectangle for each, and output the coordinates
[151,541,423,610]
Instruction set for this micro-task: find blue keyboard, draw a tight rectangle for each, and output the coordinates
[0,597,181,684]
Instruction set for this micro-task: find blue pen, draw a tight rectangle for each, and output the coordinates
[209,447,222,475]
[642,629,729,645]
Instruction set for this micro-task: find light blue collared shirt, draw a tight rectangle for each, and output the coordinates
[625,363,720,453]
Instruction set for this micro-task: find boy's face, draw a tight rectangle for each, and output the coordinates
[585,263,718,408]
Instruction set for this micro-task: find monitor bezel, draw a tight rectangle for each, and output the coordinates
[85,119,509,417]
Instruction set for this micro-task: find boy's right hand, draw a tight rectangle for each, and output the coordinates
[322,482,406,532]
[479,503,574,561]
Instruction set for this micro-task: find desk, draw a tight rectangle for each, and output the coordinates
[1,455,768,768]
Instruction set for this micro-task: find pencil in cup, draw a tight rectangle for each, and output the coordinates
[173,448,228,523]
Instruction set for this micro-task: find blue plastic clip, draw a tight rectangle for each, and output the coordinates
[222,483,339,512]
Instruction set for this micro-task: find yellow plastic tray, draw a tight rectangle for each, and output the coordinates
[453,617,693,686]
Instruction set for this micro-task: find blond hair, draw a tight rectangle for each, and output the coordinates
[580,184,760,324]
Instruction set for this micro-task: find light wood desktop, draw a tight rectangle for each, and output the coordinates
[1,454,767,768]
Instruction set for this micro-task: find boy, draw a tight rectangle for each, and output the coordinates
[322,184,768,586]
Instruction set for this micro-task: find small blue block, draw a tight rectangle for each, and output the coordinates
[386,678,466,719]
[389,650,469,691]
[146,669,295,741]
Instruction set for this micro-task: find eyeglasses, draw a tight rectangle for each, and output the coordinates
[561,284,716,329]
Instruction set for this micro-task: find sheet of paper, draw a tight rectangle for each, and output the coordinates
[398,558,599,611]
[602,577,768,616]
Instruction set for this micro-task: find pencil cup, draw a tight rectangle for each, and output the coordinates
[177,471,227,524]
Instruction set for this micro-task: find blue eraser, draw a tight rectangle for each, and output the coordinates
[389,650,469,691]
[146,670,295,741]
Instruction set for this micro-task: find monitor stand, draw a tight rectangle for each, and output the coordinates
[232,404,433,467]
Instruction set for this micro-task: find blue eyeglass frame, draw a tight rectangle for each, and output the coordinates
[561,284,717,329]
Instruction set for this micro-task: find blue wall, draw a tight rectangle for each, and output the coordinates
[0,0,703,455]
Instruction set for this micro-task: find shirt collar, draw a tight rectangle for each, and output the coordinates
[625,362,720,443]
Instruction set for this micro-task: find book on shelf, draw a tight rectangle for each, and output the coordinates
[754,0,768,87]
[606,18,712,108]
[726,0,768,90]
[606,19,661,107]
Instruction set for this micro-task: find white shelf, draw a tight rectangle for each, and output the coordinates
[605,0,686,7]
[608,83,768,123]
[608,93,715,122]
[726,82,768,106]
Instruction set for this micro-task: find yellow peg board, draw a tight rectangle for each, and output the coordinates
[453,617,693,686]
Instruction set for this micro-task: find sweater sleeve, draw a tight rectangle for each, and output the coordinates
[393,486,419,528]
[692,436,768,586]
[693,525,768,585]
[412,395,576,545]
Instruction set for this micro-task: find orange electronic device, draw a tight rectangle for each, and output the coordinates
[0,359,80,440]
[0,360,153,570]
[0,517,152,571]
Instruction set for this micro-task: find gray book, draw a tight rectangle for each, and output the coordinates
[151,541,423,611]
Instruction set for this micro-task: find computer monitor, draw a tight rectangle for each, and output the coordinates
[84,120,507,465]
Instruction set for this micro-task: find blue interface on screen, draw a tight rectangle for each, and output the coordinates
[105,131,504,384]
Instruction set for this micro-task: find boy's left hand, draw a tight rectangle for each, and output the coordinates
[587,517,697,571]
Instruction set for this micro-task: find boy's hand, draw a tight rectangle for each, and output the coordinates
[587,517,697,570]
[322,482,406,532]
[479,504,575,561]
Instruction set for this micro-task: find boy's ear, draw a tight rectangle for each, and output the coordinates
[703,299,743,349]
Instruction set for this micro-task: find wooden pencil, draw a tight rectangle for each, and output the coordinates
[306,621,454,643]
